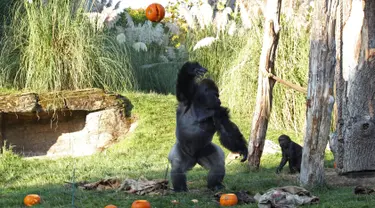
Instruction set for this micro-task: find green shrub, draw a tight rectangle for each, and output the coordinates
[122,8,147,25]
[0,0,19,38]
[114,13,188,94]
[0,143,25,184]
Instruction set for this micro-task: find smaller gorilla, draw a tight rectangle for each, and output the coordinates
[276,134,302,174]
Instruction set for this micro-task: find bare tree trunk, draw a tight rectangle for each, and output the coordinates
[0,112,3,152]
[335,0,375,174]
[247,0,281,169]
[299,0,338,187]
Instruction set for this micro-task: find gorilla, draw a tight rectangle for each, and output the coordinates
[276,134,302,174]
[168,61,248,192]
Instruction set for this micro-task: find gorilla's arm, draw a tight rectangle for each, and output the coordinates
[276,150,288,174]
[213,107,248,162]
[176,62,207,104]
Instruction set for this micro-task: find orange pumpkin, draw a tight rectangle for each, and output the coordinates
[145,3,165,22]
[23,194,41,207]
[219,193,238,206]
[131,199,151,208]
[104,205,117,208]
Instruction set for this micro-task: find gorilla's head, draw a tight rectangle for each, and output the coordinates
[278,134,291,149]
[194,78,221,109]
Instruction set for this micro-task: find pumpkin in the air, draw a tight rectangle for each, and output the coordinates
[104,205,117,208]
[145,3,165,22]
[131,199,151,208]
[219,193,238,206]
[23,194,41,207]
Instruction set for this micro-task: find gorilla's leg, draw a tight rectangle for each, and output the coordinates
[168,144,196,192]
[197,143,226,191]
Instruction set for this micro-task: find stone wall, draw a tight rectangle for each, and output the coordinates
[0,88,134,157]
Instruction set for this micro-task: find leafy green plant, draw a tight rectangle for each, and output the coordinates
[122,8,147,25]
[0,142,25,184]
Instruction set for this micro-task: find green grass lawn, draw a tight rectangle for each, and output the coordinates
[1,92,375,207]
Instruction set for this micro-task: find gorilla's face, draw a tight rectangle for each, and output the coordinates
[278,135,291,149]
[195,79,221,109]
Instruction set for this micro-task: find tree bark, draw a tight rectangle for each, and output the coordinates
[300,0,338,186]
[247,0,281,169]
[0,112,3,152]
[335,0,375,174]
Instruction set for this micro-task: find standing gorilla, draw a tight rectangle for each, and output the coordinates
[168,61,248,192]
[276,134,303,174]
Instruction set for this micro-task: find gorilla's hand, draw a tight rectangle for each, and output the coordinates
[213,107,230,121]
[240,148,248,162]
[188,65,207,76]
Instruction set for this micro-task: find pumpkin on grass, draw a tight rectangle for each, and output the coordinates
[23,194,41,207]
[145,3,165,22]
[131,199,151,208]
[220,193,238,206]
[104,205,118,208]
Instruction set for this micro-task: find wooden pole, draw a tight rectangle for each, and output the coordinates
[0,112,3,152]
[265,71,307,94]
[247,0,282,169]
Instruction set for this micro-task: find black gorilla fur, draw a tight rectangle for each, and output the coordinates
[168,61,248,192]
[276,134,303,174]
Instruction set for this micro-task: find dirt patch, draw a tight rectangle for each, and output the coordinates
[325,169,375,187]
[281,168,375,187]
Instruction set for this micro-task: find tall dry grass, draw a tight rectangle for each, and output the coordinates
[0,0,135,92]
[183,1,311,131]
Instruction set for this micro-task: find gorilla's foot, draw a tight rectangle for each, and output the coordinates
[208,183,225,192]
[172,187,189,192]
